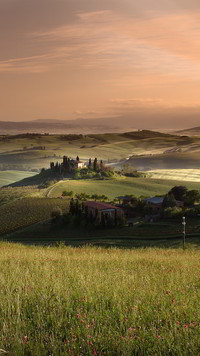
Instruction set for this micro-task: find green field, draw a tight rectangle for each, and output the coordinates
[0,243,199,356]
[0,170,36,187]
[48,177,200,199]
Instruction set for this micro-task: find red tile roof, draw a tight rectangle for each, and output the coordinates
[84,201,120,211]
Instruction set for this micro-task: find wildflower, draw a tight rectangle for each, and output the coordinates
[92,350,97,356]
[23,336,28,344]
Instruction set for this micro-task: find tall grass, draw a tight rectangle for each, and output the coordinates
[0,243,199,355]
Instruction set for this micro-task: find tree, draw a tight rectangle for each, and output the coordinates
[162,193,177,208]
[100,160,104,171]
[62,190,74,197]
[69,198,75,215]
[88,158,92,169]
[76,155,80,162]
[163,207,183,219]
[93,158,98,171]
[183,190,200,206]
[169,186,188,201]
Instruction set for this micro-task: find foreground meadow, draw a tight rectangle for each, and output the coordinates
[0,243,199,355]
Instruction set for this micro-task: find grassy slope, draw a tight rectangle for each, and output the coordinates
[48,177,200,199]
[0,170,36,187]
[0,243,199,356]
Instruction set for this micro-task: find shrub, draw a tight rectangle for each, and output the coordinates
[101,170,114,178]
[95,172,102,179]
[183,190,200,206]
[184,208,197,218]
[62,190,74,197]
[74,171,81,180]
[162,193,177,208]
[163,207,183,219]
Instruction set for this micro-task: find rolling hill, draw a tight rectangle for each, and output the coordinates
[0,170,36,187]
[176,126,200,136]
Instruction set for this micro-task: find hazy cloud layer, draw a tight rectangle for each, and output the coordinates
[0,0,200,126]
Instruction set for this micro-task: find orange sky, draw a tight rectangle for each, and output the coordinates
[0,0,200,128]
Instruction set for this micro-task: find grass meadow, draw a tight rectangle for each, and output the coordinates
[0,243,199,356]
[48,177,200,200]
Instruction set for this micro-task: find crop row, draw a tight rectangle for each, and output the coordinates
[0,198,69,236]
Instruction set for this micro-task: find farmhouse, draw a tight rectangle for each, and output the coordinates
[83,201,124,224]
[50,156,85,173]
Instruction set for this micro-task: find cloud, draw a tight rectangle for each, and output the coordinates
[110,98,165,107]
[1,8,200,78]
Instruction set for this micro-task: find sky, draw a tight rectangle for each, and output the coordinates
[0,0,200,128]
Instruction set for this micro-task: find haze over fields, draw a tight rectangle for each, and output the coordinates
[1,0,200,130]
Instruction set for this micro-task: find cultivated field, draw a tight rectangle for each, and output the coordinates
[48,177,200,199]
[0,198,68,236]
[0,243,199,356]
[146,169,200,182]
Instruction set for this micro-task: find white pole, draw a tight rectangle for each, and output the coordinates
[182,216,186,249]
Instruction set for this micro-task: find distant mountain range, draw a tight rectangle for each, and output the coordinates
[0,117,199,135]
[0,117,136,135]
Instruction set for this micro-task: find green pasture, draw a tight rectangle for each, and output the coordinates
[48,177,200,199]
[0,243,199,355]
[0,170,36,187]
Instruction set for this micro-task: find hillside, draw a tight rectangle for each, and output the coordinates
[0,117,136,135]
[176,126,200,136]
[0,170,36,187]
[0,130,199,172]
[47,177,200,200]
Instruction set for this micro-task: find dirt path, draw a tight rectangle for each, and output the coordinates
[46,180,63,198]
